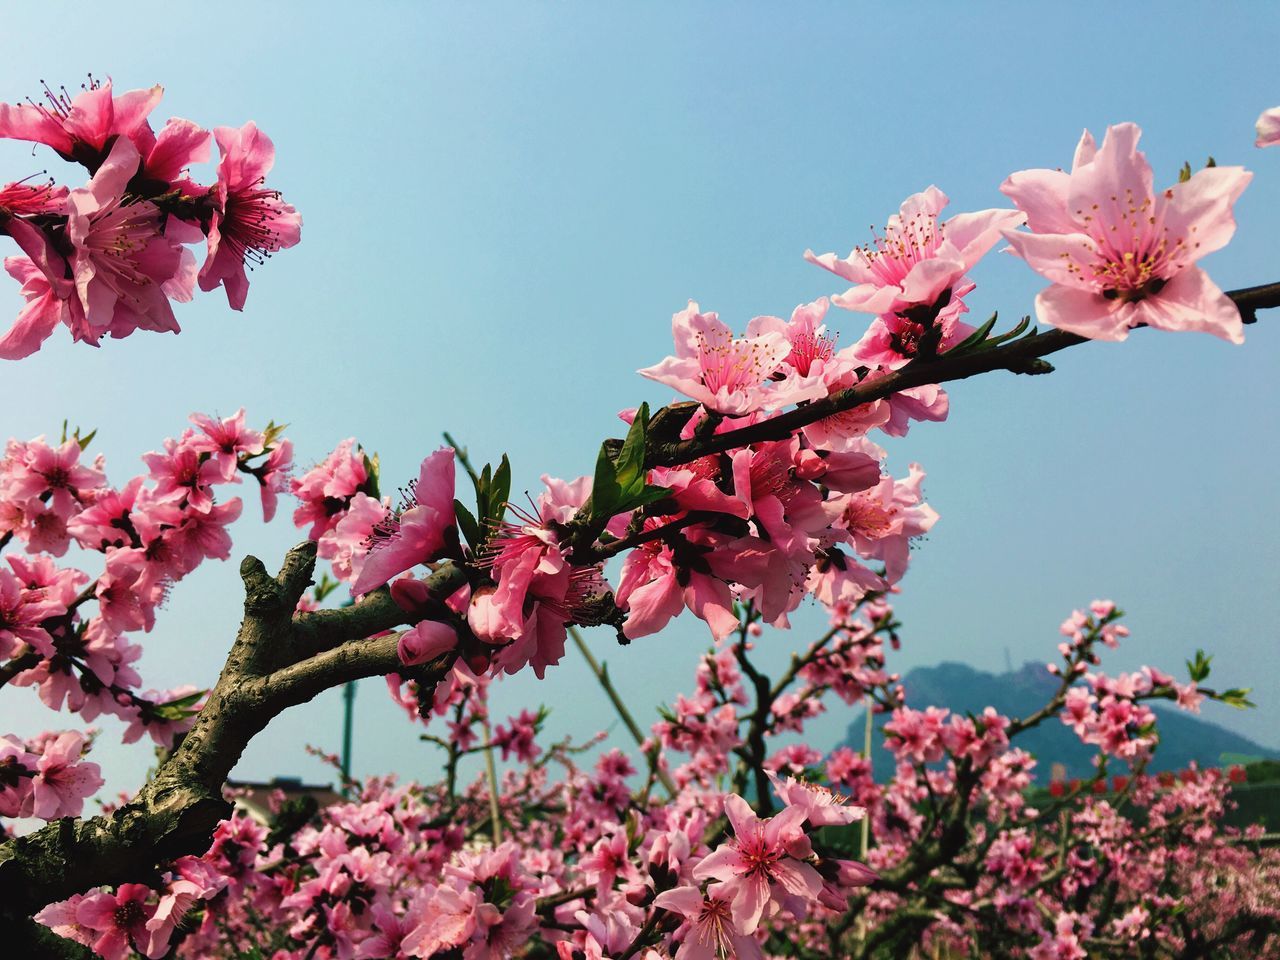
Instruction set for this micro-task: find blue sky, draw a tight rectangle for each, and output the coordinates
[2,2,1278,800]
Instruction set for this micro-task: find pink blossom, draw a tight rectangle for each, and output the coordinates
[255,437,293,522]
[833,462,937,582]
[806,186,1020,316]
[692,794,822,933]
[353,448,455,595]
[744,298,852,402]
[76,883,162,960]
[638,302,791,415]
[188,408,264,481]
[24,730,104,819]
[615,526,768,642]
[1256,106,1280,147]
[291,437,370,539]
[398,619,458,666]
[0,256,72,359]
[0,78,162,167]
[198,121,302,310]
[1001,123,1251,343]
[653,885,764,960]
[65,137,197,344]
[766,770,865,827]
[319,491,388,583]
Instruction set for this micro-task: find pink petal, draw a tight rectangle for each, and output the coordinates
[1139,266,1244,344]
[1033,283,1131,342]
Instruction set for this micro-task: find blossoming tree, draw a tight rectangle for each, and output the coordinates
[0,78,1277,958]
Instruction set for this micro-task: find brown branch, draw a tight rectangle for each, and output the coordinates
[0,541,456,934]
[645,282,1280,470]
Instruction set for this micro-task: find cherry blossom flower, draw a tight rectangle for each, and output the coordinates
[65,137,197,344]
[0,78,162,168]
[1256,106,1280,147]
[766,770,865,827]
[353,448,455,595]
[639,301,791,415]
[198,121,302,310]
[76,883,161,960]
[692,794,822,933]
[653,885,764,960]
[24,730,104,820]
[1001,122,1251,343]
[806,186,1020,316]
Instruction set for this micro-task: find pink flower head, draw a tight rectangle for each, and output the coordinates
[398,619,458,666]
[353,448,456,595]
[615,525,770,642]
[198,121,302,310]
[692,794,822,934]
[5,437,105,518]
[25,730,104,820]
[0,564,66,658]
[639,302,792,415]
[0,77,162,168]
[76,883,161,960]
[255,437,293,523]
[0,176,68,217]
[291,437,370,539]
[744,298,854,403]
[806,186,1020,316]
[766,770,865,827]
[1001,123,1251,343]
[653,885,764,960]
[66,137,197,344]
[833,462,937,583]
[188,409,264,481]
[1256,106,1280,148]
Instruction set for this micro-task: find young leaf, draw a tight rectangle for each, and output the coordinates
[615,402,650,495]
[454,499,482,549]
[592,442,623,520]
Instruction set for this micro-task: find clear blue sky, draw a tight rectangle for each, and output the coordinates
[2,2,1277,800]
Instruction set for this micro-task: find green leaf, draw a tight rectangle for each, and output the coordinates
[262,419,289,449]
[615,403,650,495]
[160,690,206,710]
[592,442,623,519]
[1186,649,1212,683]
[947,312,998,355]
[313,572,341,604]
[984,315,1031,348]
[363,452,381,500]
[491,455,512,520]
[1178,160,1192,183]
[454,499,481,549]
[1220,688,1255,709]
[624,484,673,510]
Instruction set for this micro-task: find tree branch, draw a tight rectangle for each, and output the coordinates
[0,541,455,931]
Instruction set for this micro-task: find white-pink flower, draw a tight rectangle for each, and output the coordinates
[638,302,791,415]
[1001,122,1251,343]
[806,186,1020,316]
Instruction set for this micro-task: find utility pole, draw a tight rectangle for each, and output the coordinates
[341,680,356,782]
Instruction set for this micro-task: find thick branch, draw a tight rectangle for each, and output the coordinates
[0,542,454,925]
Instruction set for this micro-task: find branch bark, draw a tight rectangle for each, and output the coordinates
[0,541,458,941]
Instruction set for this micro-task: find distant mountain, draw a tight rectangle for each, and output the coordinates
[842,661,1276,780]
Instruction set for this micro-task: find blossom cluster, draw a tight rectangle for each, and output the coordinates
[0,77,300,358]
[27,599,1279,959]
[0,410,291,795]
[2,80,1278,958]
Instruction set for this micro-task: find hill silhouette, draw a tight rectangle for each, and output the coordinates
[842,661,1276,779]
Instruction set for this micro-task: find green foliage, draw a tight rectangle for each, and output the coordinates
[590,403,670,521]
[456,454,512,551]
